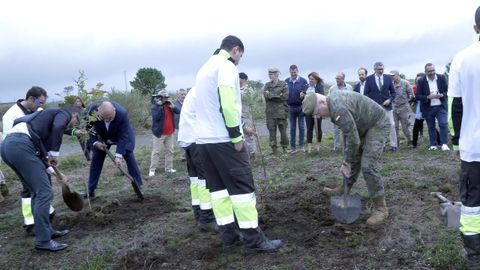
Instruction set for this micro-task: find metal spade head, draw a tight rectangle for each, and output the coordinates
[62,184,84,212]
[330,175,361,224]
[330,194,361,224]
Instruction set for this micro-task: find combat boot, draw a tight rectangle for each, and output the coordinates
[366,196,389,226]
[461,234,480,270]
[323,184,352,196]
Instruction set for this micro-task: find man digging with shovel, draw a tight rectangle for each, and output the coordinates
[302,91,390,226]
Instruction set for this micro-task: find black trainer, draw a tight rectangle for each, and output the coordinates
[243,239,283,254]
[35,240,68,252]
[80,191,95,199]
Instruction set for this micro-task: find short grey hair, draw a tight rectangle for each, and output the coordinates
[373,62,384,69]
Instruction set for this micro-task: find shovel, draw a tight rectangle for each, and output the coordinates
[431,192,461,228]
[330,175,362,224]
[51,166,84,212]
[105,149,144,201]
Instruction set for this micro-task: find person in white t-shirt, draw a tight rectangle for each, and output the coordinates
[449,6,480,269]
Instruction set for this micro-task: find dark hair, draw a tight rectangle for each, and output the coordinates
[239,72,248,80]
[416,72,425,78]
[307,72,324,85]
[289,65,298,71]
[62,105,82,124]
[424,63,434,70]
[25,86,47,99]
[358,67,368,75]
[220,35,244,52]
[73,96,85,108]
[476,6,480,27]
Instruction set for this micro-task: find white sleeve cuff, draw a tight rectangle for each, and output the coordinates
[48,151,60,157]
[115,153,123,158]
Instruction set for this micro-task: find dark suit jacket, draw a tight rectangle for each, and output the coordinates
[353,82,364,94]
[364,74,396,110]
[87,101,135,155]
[415,74,448,115]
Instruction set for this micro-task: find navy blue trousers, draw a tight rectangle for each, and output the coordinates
[88,146,143,193]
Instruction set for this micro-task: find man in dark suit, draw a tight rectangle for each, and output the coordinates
[353,67,368,95]
[1,106,80,251]
[415,63,449,151]
[84,101,143,197]
[364,62,397,151]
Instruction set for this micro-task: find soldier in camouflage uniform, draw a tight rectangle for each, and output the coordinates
[302,91,390,226]
[390,70,414,146]
[264,68,289,154]
[239,72,257,159]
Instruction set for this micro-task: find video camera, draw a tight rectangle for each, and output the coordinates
[151,94,171,106]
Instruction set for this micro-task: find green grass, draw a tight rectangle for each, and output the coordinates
[423,228,468,269]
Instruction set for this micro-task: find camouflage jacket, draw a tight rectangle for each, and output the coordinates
[392,79,414,108]
[327,91,387,163]
[264,80,288,119]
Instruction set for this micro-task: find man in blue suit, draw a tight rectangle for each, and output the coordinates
[364,62,397,151]
[84,101,143,197]
[416,63,449,151]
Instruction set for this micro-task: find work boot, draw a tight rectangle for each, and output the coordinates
[198,222,219,234]
[461,234,480,270]
[192,205,201,223]
[0,183,9,197]
[271,147,278,155]
[366,197,389,226]
[323,184,352,196]
[244,238,283,254]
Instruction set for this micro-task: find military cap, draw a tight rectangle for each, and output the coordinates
[302,93,317,115]
[268,67,280,74]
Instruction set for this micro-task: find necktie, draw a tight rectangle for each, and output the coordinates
[378,76,383,90]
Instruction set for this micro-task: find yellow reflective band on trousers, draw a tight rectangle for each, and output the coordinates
[197,179,212,210]
[231,192,258,229]
[460,205,480,234]
[190,177,200,206]
[22,198,34,225]
[210,189,234,225]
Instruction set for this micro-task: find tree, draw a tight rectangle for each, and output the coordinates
[130,68,166,96]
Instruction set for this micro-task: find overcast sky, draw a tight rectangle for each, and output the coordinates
[1,0,478,102]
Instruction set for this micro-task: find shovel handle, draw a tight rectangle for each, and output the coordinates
[431,192,452,204]
[51,166,66,184]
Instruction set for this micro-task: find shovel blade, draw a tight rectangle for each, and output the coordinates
[62,184,84,212]
[330,194,361,224]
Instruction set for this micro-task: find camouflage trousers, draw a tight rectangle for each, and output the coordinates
[347,116,390,198]
[266,117,288,150]
[393,104,412,142]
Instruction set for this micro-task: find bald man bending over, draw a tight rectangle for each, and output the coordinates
[83,101,143,198]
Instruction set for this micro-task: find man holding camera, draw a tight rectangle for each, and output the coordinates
[149,89,180,176]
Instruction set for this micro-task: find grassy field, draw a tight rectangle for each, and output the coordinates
[0,128,469,269]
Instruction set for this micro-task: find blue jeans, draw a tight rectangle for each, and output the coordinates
[289,106,305,148]
[425,106,448,146]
